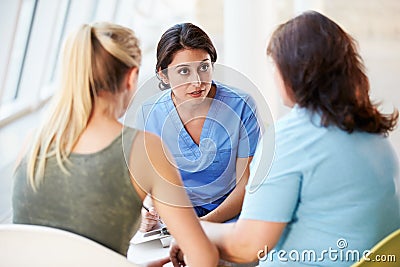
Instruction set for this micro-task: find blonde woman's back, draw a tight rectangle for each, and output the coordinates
[13,128,141,256]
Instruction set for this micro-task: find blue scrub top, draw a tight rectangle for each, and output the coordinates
[241,105,400,266]
[136,82,260,210]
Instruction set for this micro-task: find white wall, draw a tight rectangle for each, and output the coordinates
[221,0,400,158]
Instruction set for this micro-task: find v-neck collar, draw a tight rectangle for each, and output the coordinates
[164,83,220,156]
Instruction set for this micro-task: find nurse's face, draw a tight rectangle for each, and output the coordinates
[164,49,213,105]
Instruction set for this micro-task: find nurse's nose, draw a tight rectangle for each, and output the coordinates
[190,72,201,87]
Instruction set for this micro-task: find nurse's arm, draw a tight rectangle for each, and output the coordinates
[201,219,286,263]
[201,157,252,222]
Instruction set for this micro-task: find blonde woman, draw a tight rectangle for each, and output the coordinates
[12,22,218,267]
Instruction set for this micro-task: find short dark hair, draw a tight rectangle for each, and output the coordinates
[156,23,217,90]
[267,10,398,135]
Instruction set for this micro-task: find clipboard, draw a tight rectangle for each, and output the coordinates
[130,226,172,248]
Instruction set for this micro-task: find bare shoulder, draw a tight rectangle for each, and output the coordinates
[129,130,183,203]
[128,131,162,197]
[132,131,162,150]
[129,131,173,180]
[132,131,174,164]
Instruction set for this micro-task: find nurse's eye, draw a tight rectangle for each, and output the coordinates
[199,63,210,72]
[177,67,190,75]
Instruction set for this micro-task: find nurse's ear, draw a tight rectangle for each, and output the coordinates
[156,68,169,85]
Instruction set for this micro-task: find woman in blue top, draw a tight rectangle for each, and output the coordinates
[170,11,400,267]
[138,23,260,230]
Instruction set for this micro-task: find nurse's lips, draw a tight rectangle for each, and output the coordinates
[189,90,204,97]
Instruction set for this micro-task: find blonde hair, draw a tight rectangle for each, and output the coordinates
[27,22,141,189]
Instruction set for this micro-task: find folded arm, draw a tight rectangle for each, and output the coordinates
[201,219,286,263]
[201,157,252,222]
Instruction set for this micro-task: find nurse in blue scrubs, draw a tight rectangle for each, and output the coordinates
[137,23,260,229]
[170,11,400,267]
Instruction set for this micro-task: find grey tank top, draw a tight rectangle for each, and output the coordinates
[12,128,142,256]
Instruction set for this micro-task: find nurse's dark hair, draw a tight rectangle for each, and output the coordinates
[156,22,217,90]
[267,10,398,135]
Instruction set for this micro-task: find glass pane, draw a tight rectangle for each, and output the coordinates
[2,0,37,105]
[49,0,96,87]
[44,0,70,86]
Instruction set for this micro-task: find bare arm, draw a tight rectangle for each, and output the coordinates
[201,157,252,222]
[129,131,219,267]
[201,219,286,263]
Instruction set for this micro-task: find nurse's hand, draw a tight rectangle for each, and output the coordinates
[139,206,161,232]
[170,239,186,267]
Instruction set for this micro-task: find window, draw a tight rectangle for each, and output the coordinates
[44,0,71,86]
[1,0,37,105]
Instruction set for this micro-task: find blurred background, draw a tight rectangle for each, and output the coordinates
[1,0,399,223]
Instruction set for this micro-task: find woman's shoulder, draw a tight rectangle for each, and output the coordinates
[122,126,138,136]
[121,126,140,144]
[214,81,257,110]
[215,81,251,99]
[273,106,323,144]
[141,89,171,107]
[137,90,172,120]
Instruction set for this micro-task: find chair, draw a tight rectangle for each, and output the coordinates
[0,224,139,267]
[351,229,400,267]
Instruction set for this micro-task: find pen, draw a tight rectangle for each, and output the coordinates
[142,204,150,212]
[142,205,164,224]
[142,205,170,236]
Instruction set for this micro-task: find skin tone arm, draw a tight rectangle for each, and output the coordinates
[201,219,286,263]
[170,219,286,265]
[200,157,252,222]
[129,131,219,267]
